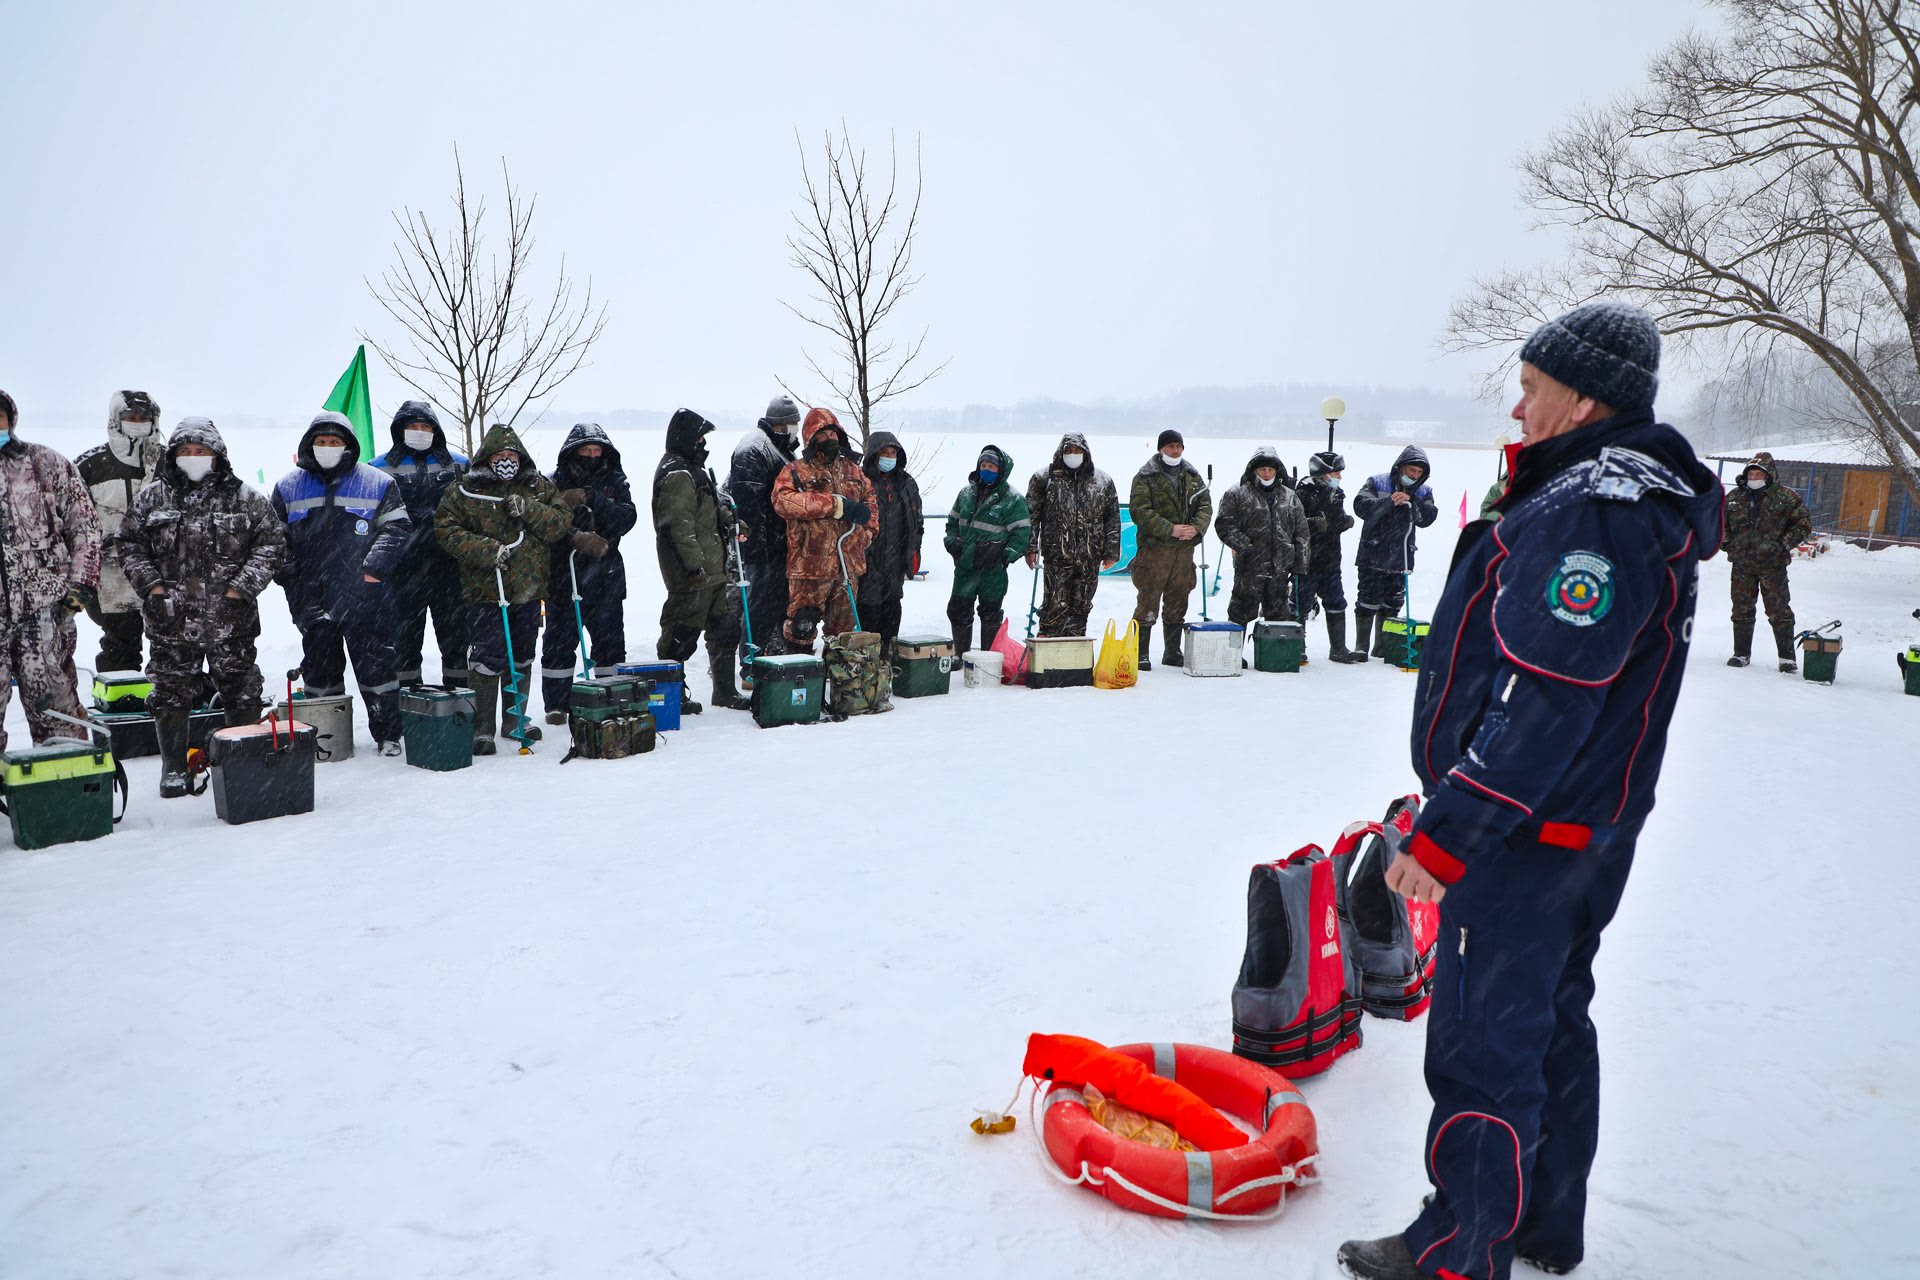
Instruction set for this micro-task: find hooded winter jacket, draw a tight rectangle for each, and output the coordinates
[729,417,799,563]
[1722,452,1812,571]
[434,424,575,603]
[119,418,284,608]
[946,445,1033,570]
[1026,433,1120,567]
[372,400,468,573]
[1408,411,1723,881]
[860,429,924,585]
[271,412,413,623]
[653,410,734,591]
[1215,448,1311,581]
[548,422,637,603]
[0,405,103,626]
[1352,445,1438,573]
[771,409,879,579]
[74,390,165,613]
[1296,475,1356,573]
[1128,453,1213,553]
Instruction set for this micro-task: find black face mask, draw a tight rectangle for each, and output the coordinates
[816,439,841,463]
[573,454,604,475]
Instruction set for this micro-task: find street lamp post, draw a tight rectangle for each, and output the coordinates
[1319,396,1346,454]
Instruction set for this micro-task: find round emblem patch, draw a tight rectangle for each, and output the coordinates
[354,518,371,536]
[1545,551,1615,627]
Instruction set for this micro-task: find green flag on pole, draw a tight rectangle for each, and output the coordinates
[323,344,376,460]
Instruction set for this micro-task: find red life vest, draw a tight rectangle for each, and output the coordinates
[1230,843,1362,1077]
[1331,795,1441,1021]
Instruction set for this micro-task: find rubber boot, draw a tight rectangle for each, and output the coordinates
[947,598,974,657]
[1371,615,1389,659]
[156,712,191,798]
[978,608,1005,651]
[711,649,752,710]
[1350,609,1374,663]
[1137,621,1152,672]
[471,673,499,756]
[1162,620,1184,668]
[1326,611,1363,664]
[223,700,261,727]
[1728,618,1754,667]
[1334,1234,1424,1280]
[1773,620,1797,673]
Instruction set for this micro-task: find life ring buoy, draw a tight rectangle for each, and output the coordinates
[1037,1041,1317,1220]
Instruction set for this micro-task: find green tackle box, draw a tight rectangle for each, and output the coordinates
[400,687,476,772]
[1253,620,1306,673]
[1905,647,1920,697]
[90,670,153,713]
[751,654,824,728]
[571,674,653,723]
[1799,634,1841,685]
[2,742,124,850]
[1380,617,1431,670]
[891,634,954,698]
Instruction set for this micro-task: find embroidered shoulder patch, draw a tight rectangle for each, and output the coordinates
[1545,551,1615,626]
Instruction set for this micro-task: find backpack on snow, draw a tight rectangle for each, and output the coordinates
[1331,794,1441,1021]
[824,631,893,717]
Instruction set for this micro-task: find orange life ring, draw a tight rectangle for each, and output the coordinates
[1037,1041,1317,1219]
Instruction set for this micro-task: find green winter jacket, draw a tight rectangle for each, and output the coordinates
[944,445,1032,574]
[434,424,575,604]
[1128,455,1212,553]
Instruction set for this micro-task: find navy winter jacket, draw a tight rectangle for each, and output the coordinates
[1406,411,1723,882]
[271,412,412,623]
[372,400,467,572]
[1352,444,1438,573]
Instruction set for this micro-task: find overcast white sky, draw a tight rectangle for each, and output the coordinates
[2,0,1707,427]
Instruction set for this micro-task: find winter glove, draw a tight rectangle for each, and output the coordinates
[570,530,610,558]
[945,536,966,565]
[493,542,514,569]
[506,494,529,519]
[60,584,95,614]
[841,498,871,527]
[558,488,588,508]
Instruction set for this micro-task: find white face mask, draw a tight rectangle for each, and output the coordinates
[1746,477,1767,490]
[1062,452,1085,470]
[120,420,155,438]
[492,456,521,481]
[403,428,435,452]
[1258,475,1276,488]
[1160,451,1182,467]
[312,444,347,470]
[1320,474,1342,486]
[176,455,215,482]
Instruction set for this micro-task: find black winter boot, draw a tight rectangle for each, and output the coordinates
[711,649,752,710]
[947,598,974,656]
[472,674,499,756]
[1335,1234,1424,1279]
[1327,611,1364,664]
[156,713,191,798]
[1371,615,1389,659]
[1772,620,1798,672]
[1729,618,1754,667]
[1350,609,1375,663]
[978,608,1005,651]
[1162,621,1184,668]
[1136,621,1152,672]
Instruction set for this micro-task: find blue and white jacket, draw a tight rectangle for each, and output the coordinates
[271,411,412,618]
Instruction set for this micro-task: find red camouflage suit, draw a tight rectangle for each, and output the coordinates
[770,408,879,644]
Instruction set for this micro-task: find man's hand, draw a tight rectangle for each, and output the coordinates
[1025,549,1039,569]
[1101,556,1119,570]
[59,584,94,614]
[1172,523,1197,540]
[1390,491,1411,507]
[362,574,380,584]
[1384,850,1448,904]
[571,530,610,558]
[149,585,167,596]
[558,488,588,508]
[224,588,245,600]
[506,494,528,518]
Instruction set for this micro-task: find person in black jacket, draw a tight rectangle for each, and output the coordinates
[1351,444,1438,659]
[726,395,801,664]
[856,430,922,653]
[372,401,470,687]
[539,423,635,722]
[1297,450,1363,663]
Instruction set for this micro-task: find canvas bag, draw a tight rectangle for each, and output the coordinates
[825,631,894,715]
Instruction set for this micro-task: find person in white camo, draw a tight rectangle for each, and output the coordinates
[74,390,165,673]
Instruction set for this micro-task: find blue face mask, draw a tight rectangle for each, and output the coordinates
[978,468,999,487]
[0,432,10,448]
[877,456,898,473]
[1398,473,1420,488]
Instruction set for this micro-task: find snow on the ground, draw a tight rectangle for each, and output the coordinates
[3,424,1917,1279]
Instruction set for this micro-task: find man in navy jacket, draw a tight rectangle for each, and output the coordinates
[1339,303,1723,1280]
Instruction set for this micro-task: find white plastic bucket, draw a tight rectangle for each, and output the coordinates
[962,651,1005,688]
[276,694,355,761]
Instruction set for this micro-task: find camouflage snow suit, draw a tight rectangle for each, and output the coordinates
[74,390,164,672]
[1723,451,1812,660]
[652,409,742,665]
[1127,453,1212,638]
[770,409,878,647]
[944,445,1031,652]
[1215,447,1311,626]
[0,393,104,753]
[117,417,284,723]
[1024,433,1119,637]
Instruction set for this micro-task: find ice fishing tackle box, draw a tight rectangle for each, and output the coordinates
[1905,646,1920,697]
[890,634,954,698]
[1183,621,1246,677]
[90,670,153,713]
[85,707,223,761]
[750,654,824,728]
[1380,617,1431,670]
[209,720,316,825]
[1026,636,1095,688]
[568,708,656,760]
[1,742,127,850]
[824,631,893,716]
[276,692,354,762]
[615,662,683,730]
[1799,634,1842,684]
[400,687,475,772]
[1253,621,1306,673]
[570,674,652,722]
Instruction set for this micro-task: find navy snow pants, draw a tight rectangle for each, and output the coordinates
[297,581,402,742]
[1403,826,1638,1280]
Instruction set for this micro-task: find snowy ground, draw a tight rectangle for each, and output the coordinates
[3,423,1918,1279]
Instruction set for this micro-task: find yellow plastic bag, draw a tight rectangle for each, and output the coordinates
[1094,619,1138,689]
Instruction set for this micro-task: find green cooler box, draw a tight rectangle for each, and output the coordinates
[891,635,954,698]
[1380,617,1431,670]
[1905,646,1920,697]
[2,743,124,850]
[1253,621,1306,673]
[401,687,476,771]
[90,670,153,713]
[751,654,824,728]
[1799,634,1841,684]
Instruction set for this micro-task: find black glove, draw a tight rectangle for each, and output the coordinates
[841,499,871,527]
[946,537,966,565]
[558,488,588,508]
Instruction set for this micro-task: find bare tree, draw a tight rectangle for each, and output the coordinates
[364,148,608,456]
[784,127,948,445]
[1447,0,1920,503]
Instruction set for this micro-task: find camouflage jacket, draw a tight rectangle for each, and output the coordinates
[1026,434,1120,568]
[74,390,166,612]
[118,418,284,607]
[1723,456,1811,570]
[771,426,879,580]
[434,424,576,604]
[1215,448,1310,580]
[1128,454,1212,553]
[0,434,104,625]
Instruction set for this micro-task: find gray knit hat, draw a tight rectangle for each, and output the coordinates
[1519,301,1660,413]
[763,395,801,427]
